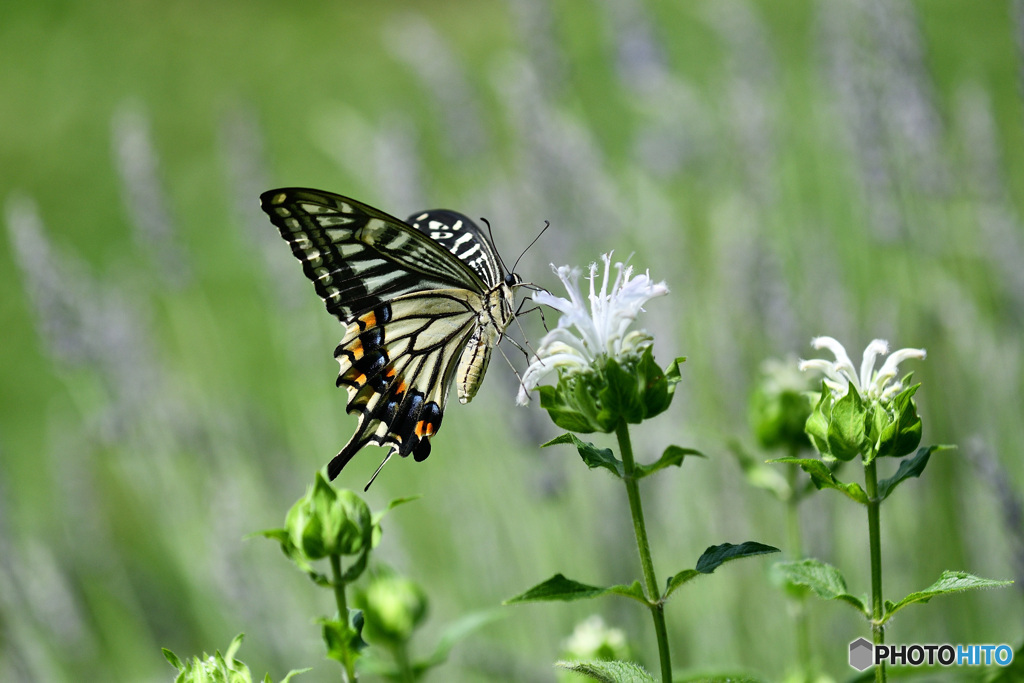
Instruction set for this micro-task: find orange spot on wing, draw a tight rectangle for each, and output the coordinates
[348,340,363,359]
[415,421,435,437]
[360,311,376,328]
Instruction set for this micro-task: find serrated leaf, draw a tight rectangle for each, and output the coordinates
[769,457,869,504]
[773,559,869,616]
[881,570,1014,624]
[555,659,656,683]
[694,542,779,574]
[635,445,705,479]
[505,574,605,603]
[543,433,623,477]
[877,445,951,501]
[504,574,648,605]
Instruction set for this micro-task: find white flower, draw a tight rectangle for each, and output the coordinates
[562,615,629,661]
[516,253,668,405]
[798,336,926,403]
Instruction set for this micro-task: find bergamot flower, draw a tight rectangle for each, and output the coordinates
[517,253,678,432]
[799,337,926,461]
[798,336,926,403]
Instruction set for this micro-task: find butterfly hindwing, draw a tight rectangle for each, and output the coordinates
[261,188,518,483]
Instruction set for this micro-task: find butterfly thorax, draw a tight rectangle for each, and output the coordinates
[456,278,519,404]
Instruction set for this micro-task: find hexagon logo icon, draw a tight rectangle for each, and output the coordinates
[849,637,874,671]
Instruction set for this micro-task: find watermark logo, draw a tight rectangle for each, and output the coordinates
[849,639,1015,670]
[849,638,873,671]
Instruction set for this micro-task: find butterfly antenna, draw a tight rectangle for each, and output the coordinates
[479,217,513,276]
[512,220,550,274]
[364,452,393,492]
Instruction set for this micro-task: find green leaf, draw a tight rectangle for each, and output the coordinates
[504,574,648,605]
[224,633,245,661]
[602,356,645,424]
[664,543,778,602]
[881,570,1014,624]
[538,385,597,433]
[827,384,867,460]
[370,495,420,548]
[675,674,764,683]
[665,356,686,393]
[543,433,623,477]
[554,659,655,683]
[279,669,311,682]
[162,648,183,670]
[876,383,922,458]
[694,542,779,574]
[635,444,705,479]
[727,440,791,501]
[769,457,869,504]
[877,445,951,501]
[319,610,366,665]
[637,346,671,419]
[420,609,506,669]
[664,569,701,599]
[773,559,869,616]
[804,383,833,455]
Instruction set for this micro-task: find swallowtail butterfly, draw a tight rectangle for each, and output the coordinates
[261,188,524,485]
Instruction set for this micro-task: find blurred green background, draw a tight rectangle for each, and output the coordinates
[2,0,1023,681]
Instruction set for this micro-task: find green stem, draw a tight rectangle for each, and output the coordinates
[615,420,672,683]
[785,461,812,680]
[864,458,886,683]
[330,555,358,683]
[393,643,415,683]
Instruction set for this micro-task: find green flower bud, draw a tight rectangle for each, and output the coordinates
[537,348,681,433]
[353,570,428,647]
[284,474,372,560]
[870,382,923,458]
[749,359,813,452]
[260,474,374,583]
[163,634,307,683]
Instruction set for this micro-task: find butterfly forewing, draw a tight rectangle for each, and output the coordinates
[261,188,517,484]
[262,189,487,321]
[406,209,505,287]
